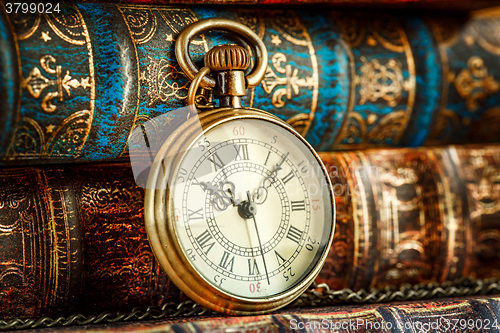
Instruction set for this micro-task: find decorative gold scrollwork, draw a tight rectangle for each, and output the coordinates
[144,57,190,105]
[261,53,316,108]
[268,12,308,46]
[467,17,500,56]
[22,55,91,113]
[45,6,87,46]
[356,57,409,107]
[10,12,41,40]
[463,151,500,215]
[232,10,265,39]
[157,9,207,48]
[454,56,500,111]
[119,8,157,44]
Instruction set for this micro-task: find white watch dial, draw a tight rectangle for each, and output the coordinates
[171,118,333,299]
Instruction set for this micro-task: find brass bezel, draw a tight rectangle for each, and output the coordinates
[144,107,335,315]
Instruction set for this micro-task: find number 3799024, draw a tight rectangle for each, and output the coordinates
[5,3,61,14]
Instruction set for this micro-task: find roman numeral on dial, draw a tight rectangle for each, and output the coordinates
[234,144,250,161]
[195,229,215,254]
[281,170,295,184]
[264,151,271,166]
[286,225,303,244]
[291,200,306,211]
[188,208,204,220]
[207,152,226,171]
[248,258,260,275]
[274,250,286,265]
[219,251,235,272]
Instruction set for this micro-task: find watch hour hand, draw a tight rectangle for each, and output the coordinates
[227,188,241,207]
[195,180,239,211]
[194,181,219,194]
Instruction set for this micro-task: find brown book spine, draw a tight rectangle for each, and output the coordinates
[0,165,182,319]
[1,146,500,319]
[317,146,500,290]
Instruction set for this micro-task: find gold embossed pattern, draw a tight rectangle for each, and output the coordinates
[233,10,319,136]
[6,5,95,160]
[317,146,500,291]
[333,13,415,149]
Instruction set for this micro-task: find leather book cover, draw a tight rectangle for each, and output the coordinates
[1,145,500,320]
[1,5,500,165]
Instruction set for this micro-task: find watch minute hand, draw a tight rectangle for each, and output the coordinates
[246,191,270,285]
[277,152,289,168]
[251,152,290,204]
[266,152,289,184]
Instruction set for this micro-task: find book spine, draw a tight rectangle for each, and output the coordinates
[80,0,500,11]
[1,145,500,319]
[317,145,500,290]
[0,163,181,319]
[0,8,20,158]
[2,5,500,165]
[0,168,83,318]
[165,296,500,333]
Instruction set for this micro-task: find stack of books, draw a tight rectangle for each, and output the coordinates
[2,1,500,331]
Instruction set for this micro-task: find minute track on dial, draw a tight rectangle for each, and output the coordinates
[180,134,313,286]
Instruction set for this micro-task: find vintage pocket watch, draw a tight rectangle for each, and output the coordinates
[144,18,335,315]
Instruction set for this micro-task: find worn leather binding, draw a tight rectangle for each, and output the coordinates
[2,278,500,330]
[2,5,500,165]
[1,145,500,320]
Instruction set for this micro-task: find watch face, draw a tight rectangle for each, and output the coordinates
[170,117,334,300]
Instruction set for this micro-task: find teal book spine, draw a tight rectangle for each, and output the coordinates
[2,4,500,164]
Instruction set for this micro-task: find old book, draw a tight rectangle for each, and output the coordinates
[77,0,500,11]
[23,296,500,333]
[1,145,500,320]
[1,5,500,165]
[317,146,500,290]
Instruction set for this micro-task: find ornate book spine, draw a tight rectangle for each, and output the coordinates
[2,5,500,165]
[0,163,181,319]
[1,145,500,319]
[317,146,500,290]
[79,0,500,11]
[140,296,500,333]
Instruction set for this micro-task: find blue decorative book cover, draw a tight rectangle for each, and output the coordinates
[1,4,500,164]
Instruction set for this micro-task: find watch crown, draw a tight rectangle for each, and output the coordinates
[204,44,250,72]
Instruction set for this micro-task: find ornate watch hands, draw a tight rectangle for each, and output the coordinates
[252,152,289,205]
[194,180,239,211]
[195,151,289,210]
